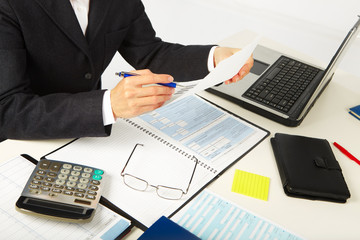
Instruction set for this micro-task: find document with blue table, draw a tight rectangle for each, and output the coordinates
[46,94,269,229]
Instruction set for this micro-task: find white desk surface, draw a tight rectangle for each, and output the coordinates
[1,32,359,240]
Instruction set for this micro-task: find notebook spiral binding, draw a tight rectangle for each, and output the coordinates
[124,119,217,174]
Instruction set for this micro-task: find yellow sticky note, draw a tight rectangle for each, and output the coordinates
[231,169,270,201]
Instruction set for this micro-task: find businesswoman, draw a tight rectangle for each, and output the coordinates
[0,0,253,140]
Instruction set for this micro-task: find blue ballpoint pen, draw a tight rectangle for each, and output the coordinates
[115,71,178,88]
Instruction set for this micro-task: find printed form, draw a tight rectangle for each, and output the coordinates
[139,95,255,164]
[0,155,130,240]
[172,189,303,240]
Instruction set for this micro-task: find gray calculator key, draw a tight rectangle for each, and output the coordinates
[56,179,66,185]
[69,176,78,182]
[80,178,89,184]
[81,173,91,178]
[63,164,72,169]
[66,181,77,188]
[58,174,67,180]
[84,167,93,173]
[73,166,82,171]
[60,169,70,175]
[77,183,87,189]
[71,171,80,176]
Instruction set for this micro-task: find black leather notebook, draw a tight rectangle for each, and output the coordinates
[271,133,351,203]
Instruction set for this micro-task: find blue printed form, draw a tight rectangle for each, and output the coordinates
[139,95,255,161]
[172,190,303,240]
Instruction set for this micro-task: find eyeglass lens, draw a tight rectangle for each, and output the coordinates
[123,174,147,191]
[123,174,184,200]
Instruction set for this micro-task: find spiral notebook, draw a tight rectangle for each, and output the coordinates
[45,95,269,229]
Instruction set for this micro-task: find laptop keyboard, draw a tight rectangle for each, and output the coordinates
[243,56,320,113]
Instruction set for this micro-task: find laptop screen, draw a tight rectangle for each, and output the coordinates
[298,16,360,120]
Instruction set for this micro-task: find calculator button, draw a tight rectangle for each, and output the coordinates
[60,169,70,175]
[58,174,68,180]
[65,186,75,191]
[49,162,62,172]
[69,176,78,182]
[94,169,104,175]
[39,160,51,170]
[45,177,55,182]
[76,189,86,193]
[34,175,44,180]
[31,180,41,185]
[30,189,41,194]
[80,178,89,184]
[66,181,77,188]
[63,164,72,169]
[81,173,91,178]
[73,166,82,171]
[89,185,99,191]
[91,180,100,185]
[41,186,50,191]
[77,183,87,189]
[47,172,57,177]
[84,167,93,173]
[85,195,96,200]
[55,179,66,185]
[29,184,39,189]
[49,193,58,197]
[92,175,102,181]
[53,184,64,189]
[74,193,84,198]
[87,190,97,196]
[71,171,80,176]
[43,182,52,187]
[63,191,73,196]
[37,170,46,175]
[52,189,62,193]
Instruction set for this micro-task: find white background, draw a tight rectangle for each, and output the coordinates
[103,0,360,90]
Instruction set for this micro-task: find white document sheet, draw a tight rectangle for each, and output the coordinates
[46,95,268,228]
[170,37,260,103]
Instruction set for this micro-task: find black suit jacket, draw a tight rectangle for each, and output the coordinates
[0,0,213,140]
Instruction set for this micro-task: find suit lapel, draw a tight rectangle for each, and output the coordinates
[34,0,90,55]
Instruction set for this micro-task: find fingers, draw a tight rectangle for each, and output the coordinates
[128,69,174,86]
[110,70,175,119]
[122,78,175,98]
[225,55,254,85]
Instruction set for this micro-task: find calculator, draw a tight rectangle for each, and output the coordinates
[16,158,105,222]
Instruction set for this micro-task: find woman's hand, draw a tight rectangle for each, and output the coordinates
[214,47,254,85]
[110,69,175,119]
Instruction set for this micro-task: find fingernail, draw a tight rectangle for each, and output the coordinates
[168,76,174,82]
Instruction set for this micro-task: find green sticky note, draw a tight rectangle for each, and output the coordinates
[231,169,270,201]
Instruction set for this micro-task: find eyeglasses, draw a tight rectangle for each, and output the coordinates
[121,143,198,200]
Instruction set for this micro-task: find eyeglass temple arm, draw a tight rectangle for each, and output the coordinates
[183,156,199,194]
[121,143,144,176]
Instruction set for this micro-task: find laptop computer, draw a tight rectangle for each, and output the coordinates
[206,16,360,127]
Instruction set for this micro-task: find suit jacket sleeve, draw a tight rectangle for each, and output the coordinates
[0,0,111,140]
[118,2,214,81]
[0,0,213,140]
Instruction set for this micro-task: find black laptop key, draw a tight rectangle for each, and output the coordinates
[243,56,319,113]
